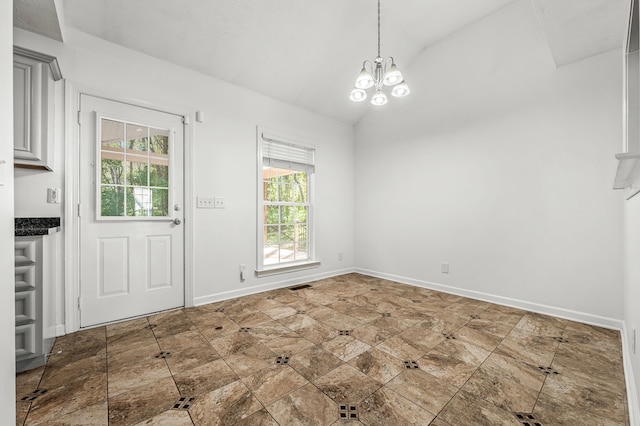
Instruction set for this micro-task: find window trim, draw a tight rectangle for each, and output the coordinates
[256,127,319,275]
[95,113,175,221]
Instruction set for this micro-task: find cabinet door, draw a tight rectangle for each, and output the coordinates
[13,54,54,170]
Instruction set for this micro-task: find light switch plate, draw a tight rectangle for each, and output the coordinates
[197,196,214,208]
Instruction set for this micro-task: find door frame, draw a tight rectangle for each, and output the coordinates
[64,82,195,333]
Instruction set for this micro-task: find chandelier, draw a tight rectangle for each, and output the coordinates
[349,0,410,106]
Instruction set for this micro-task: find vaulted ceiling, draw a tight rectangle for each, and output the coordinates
[14,0,628,124]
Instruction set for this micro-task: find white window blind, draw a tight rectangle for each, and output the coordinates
[262,133,315,173]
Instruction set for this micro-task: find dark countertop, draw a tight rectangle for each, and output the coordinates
[15,217,61,236]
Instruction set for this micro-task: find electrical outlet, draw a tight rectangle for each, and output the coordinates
[441,262,449,274]
[239,264,247,281]
[197,196,214,208]
[338,252,344,261]
[214,197,226,209]
[47,188,61,204]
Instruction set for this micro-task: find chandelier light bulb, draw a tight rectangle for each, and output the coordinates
[355,68,375,89]
[391,80,410,97]
[350,88,368,102]
[371,90,388,106]
[383,63,403,86]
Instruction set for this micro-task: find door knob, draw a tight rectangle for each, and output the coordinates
[173,218,182,225]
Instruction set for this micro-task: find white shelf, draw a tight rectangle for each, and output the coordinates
[614,152,640,199]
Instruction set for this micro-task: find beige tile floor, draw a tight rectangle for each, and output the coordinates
[16,273,629,425]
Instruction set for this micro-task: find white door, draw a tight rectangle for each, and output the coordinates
[79,94,184,327]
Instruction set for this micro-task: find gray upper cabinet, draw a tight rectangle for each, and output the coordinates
[13,47,62,171]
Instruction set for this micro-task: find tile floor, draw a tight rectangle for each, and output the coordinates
[16,273,629,425]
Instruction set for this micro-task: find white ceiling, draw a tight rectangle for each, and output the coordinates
[14,0,629,124]
[532,0,627,66]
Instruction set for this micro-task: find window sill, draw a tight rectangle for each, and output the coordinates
[614,152,640,199]
[255,260,321,278]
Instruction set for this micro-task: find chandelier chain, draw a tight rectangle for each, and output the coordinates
[377,0,381,57]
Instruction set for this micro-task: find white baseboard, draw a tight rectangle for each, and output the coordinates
[193,267,356,306]
[44,324,67,339]
[355,268,624,330]
[622,323,640,426]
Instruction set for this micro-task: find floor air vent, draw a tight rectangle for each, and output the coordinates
[290,284,312,291]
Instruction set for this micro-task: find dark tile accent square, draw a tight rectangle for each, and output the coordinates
[239,327,251,332]
[381,313,391,317]
[470,314,480,319]
[339,330,351,336]
[155,351,172,359]
[20,389,48,401]
[297,310,306,314]
[537,366,559,375]
[443,333,456,340]
[172,396,196,410]
[275,355,290,365]
[403,360,419,369]
[339,403,358,420]
[370,288,379,292]
[214,326,223,330]
[513,412,542,426]
[144,324,157,330]
[215,308,225,312]
[552,336,569,343]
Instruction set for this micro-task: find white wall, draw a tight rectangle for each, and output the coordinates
[355,0,624,323]
[1,0,16,422]
[13,27,355,325]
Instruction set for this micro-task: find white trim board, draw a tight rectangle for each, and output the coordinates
[194,268,355,306]
[622,323,640,426]
[355,268,624,330]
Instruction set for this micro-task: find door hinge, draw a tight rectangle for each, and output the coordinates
[77,203,81,217]
[182,115,190,125]
[77,297,82,310]
[77,110,81,125]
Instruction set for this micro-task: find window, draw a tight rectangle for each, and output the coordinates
[98,117,171,219]
[257,131,319,274]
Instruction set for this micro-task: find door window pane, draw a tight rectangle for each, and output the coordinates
[101,119,125,150]
[126,155,149,186]
[101,186,125,216]
[150,128,169,154]
[99,117,171,219]
[151,188,169,216]
[126,124,148,151]
[101,158,124,185]
[149,163,169,187]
